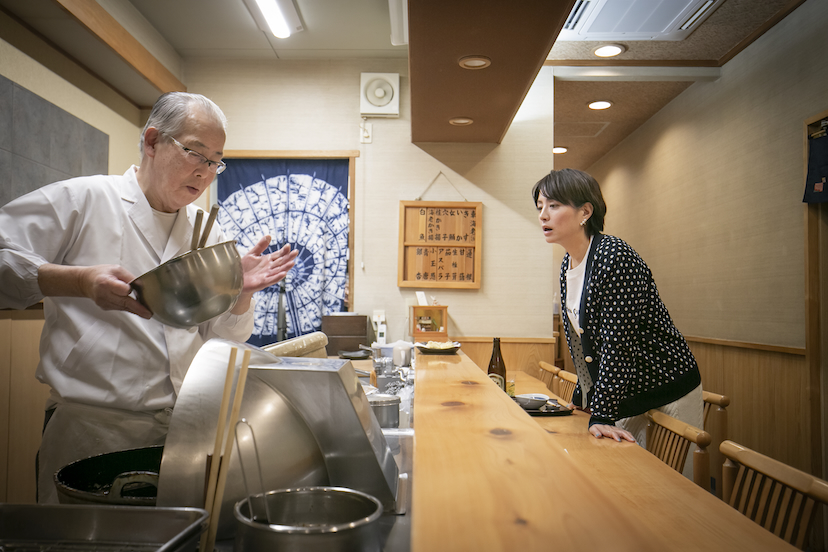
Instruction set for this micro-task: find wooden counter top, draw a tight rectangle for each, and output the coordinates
[411,351,658,552]
[410,352,797,551]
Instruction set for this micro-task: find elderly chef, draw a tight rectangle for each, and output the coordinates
[0,91,298,503]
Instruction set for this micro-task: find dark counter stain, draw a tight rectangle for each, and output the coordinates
[460,380,478,385]
[490,428,512,436]
[442,401,465,407]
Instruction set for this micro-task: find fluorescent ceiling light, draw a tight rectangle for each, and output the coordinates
[244,0,304,39]
[389,0,409,45]
[257,0,291,38]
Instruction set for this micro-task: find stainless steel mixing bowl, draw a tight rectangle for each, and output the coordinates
[130,240,243,328]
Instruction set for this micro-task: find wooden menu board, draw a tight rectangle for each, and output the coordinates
[398,201,482,289]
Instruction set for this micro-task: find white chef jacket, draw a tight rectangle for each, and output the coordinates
[0,167,254,412]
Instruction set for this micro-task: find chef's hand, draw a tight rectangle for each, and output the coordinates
[231,236,298,314]
[589,423,636,443]
[37,263,152,319]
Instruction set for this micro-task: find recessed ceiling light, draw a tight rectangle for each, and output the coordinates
[593,44,626,58]
[588,101,613,110]
[449,117,474,126]
[552,147,568,154]
[458,55,492,70]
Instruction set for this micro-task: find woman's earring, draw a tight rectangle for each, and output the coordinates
[580,219,587,227]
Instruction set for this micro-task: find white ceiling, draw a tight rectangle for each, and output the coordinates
[129,0,408,60]
[0,0,805,168]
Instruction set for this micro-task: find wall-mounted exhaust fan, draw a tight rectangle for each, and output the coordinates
[557,0,725,41]
[360,73,400,118]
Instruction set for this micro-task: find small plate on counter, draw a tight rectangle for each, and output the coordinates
[415,341,461,355]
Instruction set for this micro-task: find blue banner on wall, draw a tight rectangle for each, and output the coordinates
[804,133,828,204]
[216,158,350,347]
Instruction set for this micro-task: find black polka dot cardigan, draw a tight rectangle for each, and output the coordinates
[560,233,701,427]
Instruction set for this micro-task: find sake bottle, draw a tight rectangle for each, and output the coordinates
[487,337,507,392]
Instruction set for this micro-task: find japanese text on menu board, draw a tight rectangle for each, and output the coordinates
[398,201,482,289]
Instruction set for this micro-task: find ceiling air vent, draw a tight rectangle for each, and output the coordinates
[556,0,725,42]
[564,0,592,31]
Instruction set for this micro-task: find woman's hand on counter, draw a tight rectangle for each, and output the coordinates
[589,423,636,443]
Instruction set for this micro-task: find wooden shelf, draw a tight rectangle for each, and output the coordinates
[411,305,448,342]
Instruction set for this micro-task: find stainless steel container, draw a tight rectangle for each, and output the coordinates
[0,503,207,552]
[368,394,401,429]
[157,339,401,540]
[233,487,383,552]
[55,445,163,506]
[130,240,243,328]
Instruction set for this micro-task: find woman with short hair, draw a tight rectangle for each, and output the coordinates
[533,168,703,445]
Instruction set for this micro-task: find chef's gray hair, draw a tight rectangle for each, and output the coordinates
[139,92,227,157]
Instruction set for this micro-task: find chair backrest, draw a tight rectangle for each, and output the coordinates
[720,440,828,549]
[702,390,730,498]
[702,390,730,427]
[645,409,711,492]
[555,369,577,405]
[537,361,557,392]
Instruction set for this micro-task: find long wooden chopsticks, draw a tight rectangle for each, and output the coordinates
[198,204,220,249]
[191,209,204,251]
[200,347,252,552]
[190,203,220,252]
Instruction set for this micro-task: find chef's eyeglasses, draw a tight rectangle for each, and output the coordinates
[163,132,227,175]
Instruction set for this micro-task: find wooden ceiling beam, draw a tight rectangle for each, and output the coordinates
[52,0,186,95]
[408,0,575,144]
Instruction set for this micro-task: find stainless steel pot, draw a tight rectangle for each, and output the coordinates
[54,445,162,506]
[130,240,243,328]
[233,487,383,552]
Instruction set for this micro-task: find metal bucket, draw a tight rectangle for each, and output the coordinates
[54,445,162,506]
[233,487,383,552]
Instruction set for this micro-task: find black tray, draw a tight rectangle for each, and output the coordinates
[525,404,573,417]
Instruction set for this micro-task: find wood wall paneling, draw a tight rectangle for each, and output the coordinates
[0,317,10,501]
[6,313,48,503]
[689,341,809,474]
[452,337,556,375]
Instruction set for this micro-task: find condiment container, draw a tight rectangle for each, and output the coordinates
[367,394,401,428]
